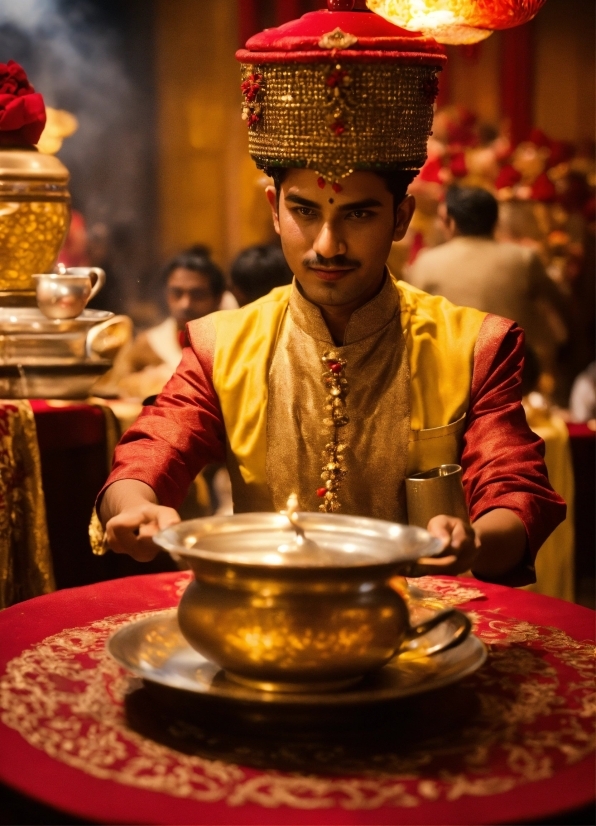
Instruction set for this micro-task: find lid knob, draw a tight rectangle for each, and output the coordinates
[327,0,355,10]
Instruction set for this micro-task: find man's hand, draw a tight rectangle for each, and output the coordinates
[105,503,181,561]
[413,515,480,575]
[411,509,527,580]
[100,479,181,562]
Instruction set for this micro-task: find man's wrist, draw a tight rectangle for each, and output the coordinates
[99,479,158,526]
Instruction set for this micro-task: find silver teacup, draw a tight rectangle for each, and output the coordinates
[34,267,106,320]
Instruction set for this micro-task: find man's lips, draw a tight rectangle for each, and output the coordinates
[308,267,355,282]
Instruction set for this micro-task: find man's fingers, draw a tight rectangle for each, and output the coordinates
[105,503,179,561]
[417,554,458,567]
[426,515,456,551]
[448,520,470,550]
[157,508,181,530]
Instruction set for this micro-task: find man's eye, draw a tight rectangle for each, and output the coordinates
[294,207,316,217]
[348,210,372,220]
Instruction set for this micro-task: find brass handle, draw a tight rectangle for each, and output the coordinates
[399,608,472,657]
[86,314,133,359]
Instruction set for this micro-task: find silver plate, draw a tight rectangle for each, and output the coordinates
[0,307,113,334]
[108,610,486,706]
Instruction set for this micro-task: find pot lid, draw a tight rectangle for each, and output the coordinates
[0,148,69,181]
[154,512,443,571]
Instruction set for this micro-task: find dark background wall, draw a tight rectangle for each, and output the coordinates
[0,0,159,316]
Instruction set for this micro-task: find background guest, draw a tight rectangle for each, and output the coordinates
[230,243,293,307]
[569,362,596,423]
[406,186,568,376]
[106,245,225,400]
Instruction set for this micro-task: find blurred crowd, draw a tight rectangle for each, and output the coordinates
[394,105,596,413]
[59,104,595,423]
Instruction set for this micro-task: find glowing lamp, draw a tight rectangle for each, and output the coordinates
[366,0,547,45]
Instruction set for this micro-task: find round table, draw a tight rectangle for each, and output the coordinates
[0,573,594,825]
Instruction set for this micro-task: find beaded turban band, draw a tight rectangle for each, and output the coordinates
[236,0,446,183]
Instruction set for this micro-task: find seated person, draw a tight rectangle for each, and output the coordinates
[230,244,293,307]
[108,246,225,400]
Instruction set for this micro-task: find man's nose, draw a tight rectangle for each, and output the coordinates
[312,221,346,260]
[178,293,191,309]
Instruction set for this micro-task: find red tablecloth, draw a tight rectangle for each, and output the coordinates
[0,573,593,825]
[566,422,596,582]
[29,400,176,590]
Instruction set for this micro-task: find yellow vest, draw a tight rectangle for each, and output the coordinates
[209,281,486,505]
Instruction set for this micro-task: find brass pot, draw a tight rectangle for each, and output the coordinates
[154,513,469,693]
[0,148,70,299]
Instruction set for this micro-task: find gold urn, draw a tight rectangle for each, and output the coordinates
[0,147,70,303]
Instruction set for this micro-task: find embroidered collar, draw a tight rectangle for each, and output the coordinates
[289,271,400,345]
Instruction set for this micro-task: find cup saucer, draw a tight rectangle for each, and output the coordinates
[108,609,486,707]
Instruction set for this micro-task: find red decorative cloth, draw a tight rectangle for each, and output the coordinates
[0,573,593,825]
[0,60,46,146]
[239,7,446,63]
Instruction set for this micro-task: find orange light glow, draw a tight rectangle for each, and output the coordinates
[366,0,547,45]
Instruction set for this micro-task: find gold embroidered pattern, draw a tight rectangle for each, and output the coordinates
[318,28,359,51]
[240,61,441,182]
[1,601,593,811]
[0,401,54,608]
[318,351,349,511]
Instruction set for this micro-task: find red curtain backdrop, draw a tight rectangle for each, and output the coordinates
[238,0,323,44]
[500,23,535,146]
[275,0,302,24]
[238,0,259,45]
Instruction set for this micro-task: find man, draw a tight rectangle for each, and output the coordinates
[407,186,568,369]
[98,3,564,585]
[230,244,293,307]
[107,245,226,399]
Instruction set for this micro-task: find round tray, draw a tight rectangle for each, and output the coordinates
[0,360,111,399]
[108,609,486,707]
[0,307,113,334]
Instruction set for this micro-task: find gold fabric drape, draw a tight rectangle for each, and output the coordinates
[0,401,55,609]
[524,413,575,602]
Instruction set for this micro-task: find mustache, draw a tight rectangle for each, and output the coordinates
[303,254,360,270]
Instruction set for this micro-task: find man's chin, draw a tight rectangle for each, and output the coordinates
[297,273,357,305]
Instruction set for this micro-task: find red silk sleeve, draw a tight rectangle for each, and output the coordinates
[462,315,566,585]
[98,317,226,510]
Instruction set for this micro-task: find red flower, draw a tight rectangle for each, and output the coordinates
[330,120,345,136]
[495,164,522,190]
[530,172,557,203]
[419,157,443,184]
[449,151,467,178]
[0,60,46,147]
[241,73,262,103]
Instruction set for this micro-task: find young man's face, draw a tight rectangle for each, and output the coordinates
[166,267,221,331]
[266,169,414,312]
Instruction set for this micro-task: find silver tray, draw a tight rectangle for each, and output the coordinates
[108,609,486,707]
[0,307,113,334]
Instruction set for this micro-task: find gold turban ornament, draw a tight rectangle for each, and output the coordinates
[236,0,547,183]
[236,0,446,183]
